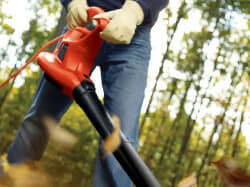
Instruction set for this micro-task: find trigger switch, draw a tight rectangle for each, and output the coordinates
[58,44,68,61]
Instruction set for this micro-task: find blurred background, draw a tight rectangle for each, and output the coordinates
[0,0,249,186]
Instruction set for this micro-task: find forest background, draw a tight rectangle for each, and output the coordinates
[0,0,249,186]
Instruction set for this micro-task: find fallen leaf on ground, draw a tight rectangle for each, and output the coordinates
[211,157,250,187]
[102,115,121,156]
[177,172,197,187]
[43,116,77,148]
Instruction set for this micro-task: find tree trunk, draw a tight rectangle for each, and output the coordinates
[209,68,242,159]
[170,88,200,186]
[185,126,205,174]
[141,79,177,148]
[48,8,67,52]
[139,0,187,136]
[231,88,248,157]
[0,66,18,110]
[170,57,206,185]
[157,80,192,165]
[144,79,178,163]
[196,67,238,180]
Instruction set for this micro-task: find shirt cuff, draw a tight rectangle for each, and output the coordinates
[134,0,151,25]
[60,0,72,11]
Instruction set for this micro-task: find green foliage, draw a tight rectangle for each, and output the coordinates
[1,23,14,34]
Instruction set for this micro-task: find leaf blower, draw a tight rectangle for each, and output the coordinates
[0,7,161,187]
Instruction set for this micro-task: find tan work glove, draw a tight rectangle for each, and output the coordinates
[93,0,144,44]
[67,0,89,30]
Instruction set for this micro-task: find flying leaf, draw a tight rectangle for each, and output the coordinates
[8,162,51,187]
[0,159,51,187]
[177,172,197,187]
[211,157,250,187]
[43,116,77,148]
[102,115,121,157]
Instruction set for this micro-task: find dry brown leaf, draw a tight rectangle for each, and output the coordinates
[9,163,50,187]
[211,157,250,187]
[43,116,77,148]
[102,115,121,156]
[0,160,51,187]
[177,172,197,187]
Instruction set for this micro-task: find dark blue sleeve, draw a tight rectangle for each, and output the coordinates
[60,0,169,26]
[135,0,169,26]
[60,0,72,11]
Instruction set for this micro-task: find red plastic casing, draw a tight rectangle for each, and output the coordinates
[37,7,109,99]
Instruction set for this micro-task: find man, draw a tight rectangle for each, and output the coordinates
[6,0,168,186]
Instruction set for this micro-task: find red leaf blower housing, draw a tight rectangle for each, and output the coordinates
[37,7,108,99]
[2,7,161,187]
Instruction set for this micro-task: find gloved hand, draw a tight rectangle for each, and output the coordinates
[67,0,89,30]
[93,0,144,44]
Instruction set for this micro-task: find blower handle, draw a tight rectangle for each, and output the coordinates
[87,7,109,30]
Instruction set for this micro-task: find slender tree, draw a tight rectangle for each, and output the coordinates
[139,0,189,136]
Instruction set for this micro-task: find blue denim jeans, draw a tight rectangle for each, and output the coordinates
[7,25,151,187]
